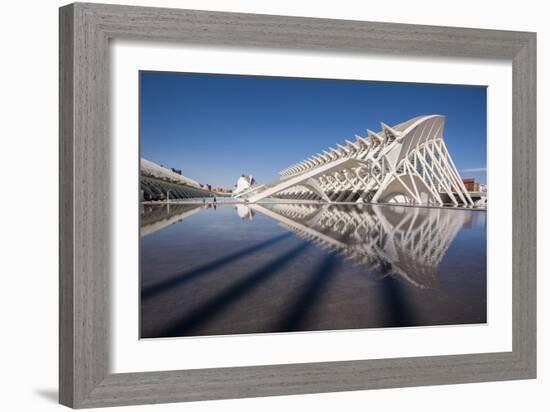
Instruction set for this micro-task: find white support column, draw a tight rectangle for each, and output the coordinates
[439,140,474,206]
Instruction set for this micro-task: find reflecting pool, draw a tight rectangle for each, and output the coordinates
[140,202,487,338]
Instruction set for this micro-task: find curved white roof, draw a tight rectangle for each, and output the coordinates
[244,115,473,207]
[140,158,199,187]
[278,115,444,178]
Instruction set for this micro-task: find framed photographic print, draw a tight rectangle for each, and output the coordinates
[59,2,536,408]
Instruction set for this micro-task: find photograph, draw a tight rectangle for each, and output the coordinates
[1,0,542,410]
[139,72,488,339]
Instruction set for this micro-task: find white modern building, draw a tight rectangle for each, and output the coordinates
[234,174,256,194]
[140,158,221,201]
[141,158,200,187]
[239,115,474,206]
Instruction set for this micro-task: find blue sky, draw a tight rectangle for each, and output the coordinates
[140,71,487,188]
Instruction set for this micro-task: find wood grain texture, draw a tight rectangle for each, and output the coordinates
[59,4,75,407]
[512,34,537,374]
[59,2,537,408]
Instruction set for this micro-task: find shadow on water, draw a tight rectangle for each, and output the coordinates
[272,252,340,333]
[151,241,312,338]
[140,203,486,337]
[141,232,293,300]
[379,275,416,327]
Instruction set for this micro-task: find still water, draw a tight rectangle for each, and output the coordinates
[140,202,486,339]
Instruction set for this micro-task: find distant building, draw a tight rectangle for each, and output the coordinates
[462,178,480,192]
[140,158,199,187]
[139,158,215,201]
[214,187,233,193]
[234,174,256,194]
[198,183,213,191]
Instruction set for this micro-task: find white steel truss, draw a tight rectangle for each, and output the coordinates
[241,115,474,206]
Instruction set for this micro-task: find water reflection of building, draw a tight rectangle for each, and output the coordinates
[140,203,201,237]
[235,204,255,220]
[250,203,473,289]
[140,202,476,289]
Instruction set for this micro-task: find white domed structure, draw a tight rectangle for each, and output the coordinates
[234,174,255,194]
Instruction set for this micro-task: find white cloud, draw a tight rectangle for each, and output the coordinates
[461,167,487,173]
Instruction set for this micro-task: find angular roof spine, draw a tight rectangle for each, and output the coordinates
[346,139,359,150]
[367,129,383,143]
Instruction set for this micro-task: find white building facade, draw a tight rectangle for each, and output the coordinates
[240,115,474,206]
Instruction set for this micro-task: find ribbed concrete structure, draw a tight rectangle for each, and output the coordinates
[241,115,473,206]
[140,158,219,201]
[141,158,200,187]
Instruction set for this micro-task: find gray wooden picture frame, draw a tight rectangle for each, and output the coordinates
[59,2,536,408]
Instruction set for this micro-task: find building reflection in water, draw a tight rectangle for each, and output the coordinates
[235,204,255,220]
[140,203,486,338]
[140,203,202,237]
[249,203,470,289]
